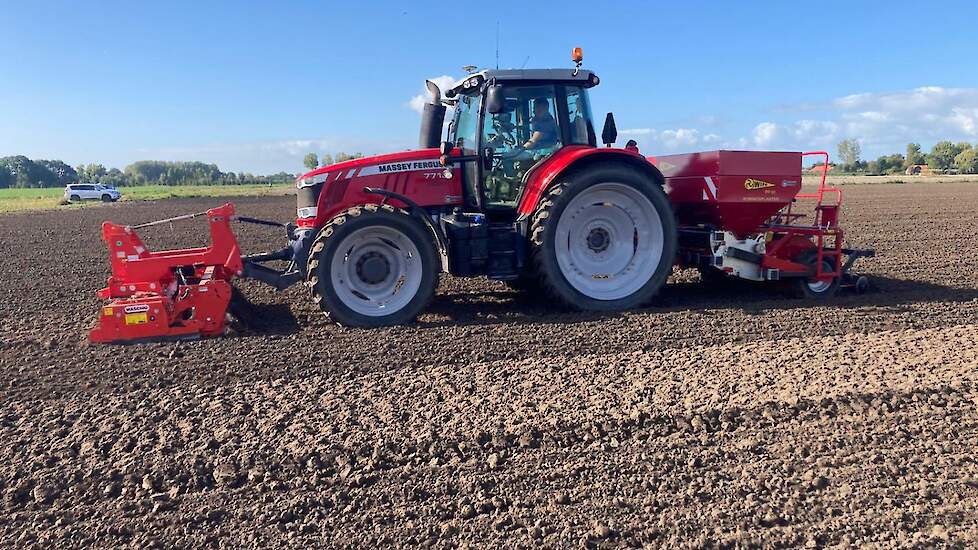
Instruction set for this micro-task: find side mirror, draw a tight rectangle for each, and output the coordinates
[485,85,505,114]
[601,113,617,147]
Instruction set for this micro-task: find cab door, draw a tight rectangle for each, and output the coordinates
[478,84,563,211]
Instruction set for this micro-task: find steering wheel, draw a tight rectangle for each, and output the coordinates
[491,121,517,146]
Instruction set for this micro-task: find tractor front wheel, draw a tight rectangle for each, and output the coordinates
[306,204,439,327]
[529,165,677,311]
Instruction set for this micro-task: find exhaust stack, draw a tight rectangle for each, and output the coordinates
[419,79,447,149]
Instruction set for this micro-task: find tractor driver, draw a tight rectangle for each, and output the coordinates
[522,98,559,151]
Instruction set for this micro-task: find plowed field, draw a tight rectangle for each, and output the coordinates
[1,182,977,548]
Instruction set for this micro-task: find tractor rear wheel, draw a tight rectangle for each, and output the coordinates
[793,249,840,299]
[307,204,439,327]
[529,165,677,311]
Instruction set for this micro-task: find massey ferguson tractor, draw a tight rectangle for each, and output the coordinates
[88,49,871,343]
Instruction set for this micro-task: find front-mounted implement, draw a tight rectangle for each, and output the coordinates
[89,204,242,343]
[88,203,306,343]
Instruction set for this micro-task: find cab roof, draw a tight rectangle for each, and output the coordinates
[449,68,599,95]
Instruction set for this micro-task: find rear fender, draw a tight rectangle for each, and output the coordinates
[517,146,665,216]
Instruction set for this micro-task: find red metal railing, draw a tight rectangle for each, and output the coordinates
[762,151,844,281]
[799,151,842,213]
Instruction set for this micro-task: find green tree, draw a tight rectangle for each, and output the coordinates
[124,161,222,186]
[954,147,978,174]
[320,153,333,167]
[905,143,923,169]
[78,163,108,183]
[928,141,959,171]
[0,156,56,188]
[0,166,11,189]
[101,168,128,187]
[36,160,78,186]
[333,152,364,163]
[303,153,318,170]
[875,153,905,175]
[837,139,861,170]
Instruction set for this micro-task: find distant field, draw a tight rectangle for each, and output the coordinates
[0,183,293,213]
[3,175,977,214]
[803,174,978,186]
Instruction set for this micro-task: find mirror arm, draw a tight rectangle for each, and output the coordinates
[439,154,482,166]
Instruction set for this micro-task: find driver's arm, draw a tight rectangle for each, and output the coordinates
[523,131,544,150]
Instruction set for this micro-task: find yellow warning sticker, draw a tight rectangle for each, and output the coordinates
[125,312,148,325]
[745,178,776,190]
[103,307,114,316]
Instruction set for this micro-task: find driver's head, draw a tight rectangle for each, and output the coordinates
[533,98,549,117]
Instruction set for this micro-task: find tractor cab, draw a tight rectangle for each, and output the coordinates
[442,69,600,216]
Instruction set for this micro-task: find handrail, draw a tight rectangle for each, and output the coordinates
[799,151,842,207]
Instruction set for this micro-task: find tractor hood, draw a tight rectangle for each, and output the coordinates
[296,148,441,188]
[294,147,457,225]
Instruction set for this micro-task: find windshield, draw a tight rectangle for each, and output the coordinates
[450,92,481,152]
[450,92,482,208]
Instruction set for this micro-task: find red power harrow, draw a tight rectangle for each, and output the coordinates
[88,204,244,344]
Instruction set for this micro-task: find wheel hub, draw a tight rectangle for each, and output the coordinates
[586,227,610,253]
[356,252,390,285]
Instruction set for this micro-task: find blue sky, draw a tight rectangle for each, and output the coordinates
[2,0,977,174]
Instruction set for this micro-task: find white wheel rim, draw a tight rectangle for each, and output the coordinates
[554,182,665,301]
[330,225,423,317]
[807,260,834,293]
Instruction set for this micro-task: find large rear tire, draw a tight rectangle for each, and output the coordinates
[306,204,439,327]
[529,165,677,311]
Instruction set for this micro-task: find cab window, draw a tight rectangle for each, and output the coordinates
[564,86,595,146]
[481,85,561,207]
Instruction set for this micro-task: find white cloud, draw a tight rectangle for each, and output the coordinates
[659,128,700,148]
[822,87,978,145]
[407,75,457,114]
[619,127,705,152]
[752,122,780,147]
[715,86,978,159]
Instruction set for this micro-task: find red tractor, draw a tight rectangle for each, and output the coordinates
[89,51,871,342]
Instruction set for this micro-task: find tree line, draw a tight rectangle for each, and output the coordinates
[0,156,296,189]
[834,139,978,175]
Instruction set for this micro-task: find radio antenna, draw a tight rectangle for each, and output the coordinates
[495,21,500,69]
[520,55,530,69]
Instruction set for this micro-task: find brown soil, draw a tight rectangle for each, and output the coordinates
[1,183,977,548]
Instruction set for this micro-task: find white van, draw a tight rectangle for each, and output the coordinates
[65,183,122,202]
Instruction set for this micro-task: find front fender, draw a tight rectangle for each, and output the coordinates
[516,146,665,216]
